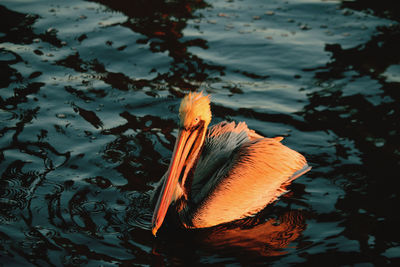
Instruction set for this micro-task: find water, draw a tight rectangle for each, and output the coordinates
[1,0,399,265]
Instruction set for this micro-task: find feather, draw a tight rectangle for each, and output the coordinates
[183,130,309,228]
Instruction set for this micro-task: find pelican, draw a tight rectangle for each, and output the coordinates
[151,92,310,236]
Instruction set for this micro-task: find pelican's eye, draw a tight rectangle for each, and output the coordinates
[194,117,200,124]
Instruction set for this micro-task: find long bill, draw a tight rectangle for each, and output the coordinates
[151,126,205,236]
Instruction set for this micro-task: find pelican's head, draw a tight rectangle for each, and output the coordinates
[179,91,212,130]
[152,91,212,236]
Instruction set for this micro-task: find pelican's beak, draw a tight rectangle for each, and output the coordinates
[151,126,203,236]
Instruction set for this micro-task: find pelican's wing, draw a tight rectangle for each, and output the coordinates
[184,136,310,229]
[189,121,255,199]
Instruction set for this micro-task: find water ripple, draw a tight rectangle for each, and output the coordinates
[125,191,152,230]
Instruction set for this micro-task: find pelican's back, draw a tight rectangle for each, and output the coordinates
[182,122,310,229]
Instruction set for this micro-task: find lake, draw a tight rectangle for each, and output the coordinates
[1,0,399,265]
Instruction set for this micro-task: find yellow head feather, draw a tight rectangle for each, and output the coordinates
[179,91,212,129]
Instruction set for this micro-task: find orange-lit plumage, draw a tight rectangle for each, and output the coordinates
[151,92,310,236]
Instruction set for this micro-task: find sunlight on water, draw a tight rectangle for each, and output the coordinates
[1,0,399,265]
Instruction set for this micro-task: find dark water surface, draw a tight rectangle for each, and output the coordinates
[1,0,399,265]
